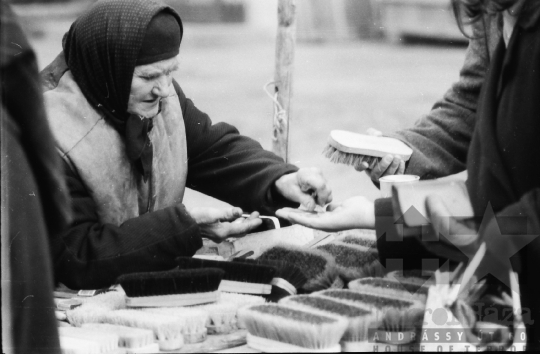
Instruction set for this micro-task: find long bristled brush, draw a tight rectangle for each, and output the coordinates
[239,303,348,352]
[175,256,276,295]
[257,243,339,292]
[323,130,413,170]
[117,268,224,307]
[279,295,379,352]
[316,241,385,281]
[233,258,308,302]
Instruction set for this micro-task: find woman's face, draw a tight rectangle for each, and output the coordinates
[127,57,179,118]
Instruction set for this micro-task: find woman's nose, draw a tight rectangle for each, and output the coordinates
[152,76,171,97]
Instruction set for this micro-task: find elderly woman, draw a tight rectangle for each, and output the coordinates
[41,0,331,289]
[278,0,540,348]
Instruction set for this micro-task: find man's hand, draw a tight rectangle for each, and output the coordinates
[354,128,406,183]
[274,167,332,211]
[276,196,375,232]
[187,207,262,243]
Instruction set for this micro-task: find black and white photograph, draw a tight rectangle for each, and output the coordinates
[1,0,539,352]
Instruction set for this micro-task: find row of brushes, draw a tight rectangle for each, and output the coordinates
[238,288,425,352]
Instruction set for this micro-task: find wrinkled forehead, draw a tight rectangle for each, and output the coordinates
[133,57,179,76]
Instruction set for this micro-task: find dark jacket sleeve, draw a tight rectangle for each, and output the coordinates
[175,81,299,215]
[52,161,202,290]
[388,19,493,180]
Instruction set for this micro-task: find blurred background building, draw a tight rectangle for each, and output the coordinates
[9,0,468,207]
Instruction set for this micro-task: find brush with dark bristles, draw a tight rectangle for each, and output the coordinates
[117,268,224,307]
[233,258,308,302]
[323,130,412,170]
[316,242,385,281]
[258,243,339,292]
[176,257,276,295]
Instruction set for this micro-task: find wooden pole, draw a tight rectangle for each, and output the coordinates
[272,0,297,163]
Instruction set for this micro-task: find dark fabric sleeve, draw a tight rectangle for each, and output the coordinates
[174,81,299,215]
[51,160,203,290]
[388,21,491,180]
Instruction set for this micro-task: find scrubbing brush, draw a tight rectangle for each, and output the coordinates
[279,295,379,351]
[258,243,339,292]
[176,256,276,295]
[141,306,209,344]
[101,309,184,351]
[316,242,384,281]
[81,323,158,353]
[190,301,239,334]
[239,303,348,352]
[323,130,413,170]
[117,268,224,307]
[233,258,308,301]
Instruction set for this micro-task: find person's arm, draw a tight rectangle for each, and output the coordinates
[388,22,491,180]
[174,82,301,215]
[51,161,203,290]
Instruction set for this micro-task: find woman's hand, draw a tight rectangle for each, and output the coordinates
[354,128,406,183]
[187,207,262,243]
[276,196,375,232]
[274,167,332,211]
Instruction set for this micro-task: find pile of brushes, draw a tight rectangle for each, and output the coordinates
[57,232,441,353]
[239,279,427,352]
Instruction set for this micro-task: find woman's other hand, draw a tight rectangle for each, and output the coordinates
[276,196,375,232]
[187,207,262,243]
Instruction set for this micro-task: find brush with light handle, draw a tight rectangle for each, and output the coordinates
[323,129,411,181]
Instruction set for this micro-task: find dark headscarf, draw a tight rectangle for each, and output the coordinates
[63,0,183,181]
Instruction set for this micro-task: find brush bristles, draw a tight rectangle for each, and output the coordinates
[316,242,384,281]
[81,323,154,349]
[348,278,428,303]
[190,302,238,334]
[315,290,424,332]
[258,243,338,292]
[58,327,119,353]
[316,290,416,311]
[323,145,379,170]
[239,304,348,350]
[220,292,267,329]
[117,268,224,298]
[280,295,379,342]
[176,257,276,285]
[141,307,208,339]
[337,234,377,249]
[67,304,108,327]
[233,258,308,291]
[101,309,184,350]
